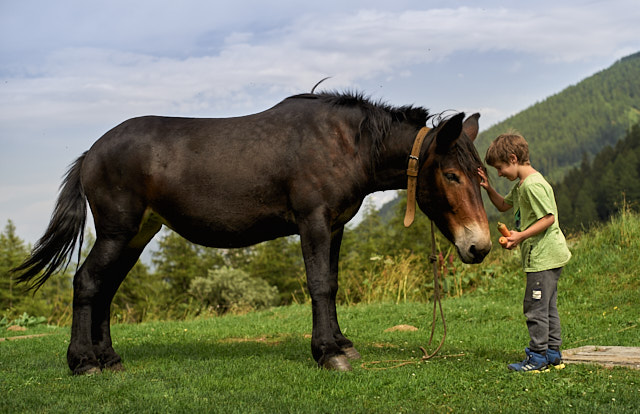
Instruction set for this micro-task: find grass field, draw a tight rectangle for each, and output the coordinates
[2,211,639,413]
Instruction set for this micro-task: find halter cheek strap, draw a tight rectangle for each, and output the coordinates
[404,126,431,227]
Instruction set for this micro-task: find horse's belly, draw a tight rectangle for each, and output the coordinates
[154,204,298,248]
[179,222,298,248]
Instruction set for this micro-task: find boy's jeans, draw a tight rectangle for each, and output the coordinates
[523,267,563,353]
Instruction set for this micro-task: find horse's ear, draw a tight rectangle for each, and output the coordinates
[463,113,480,142]
[435,112,465,154]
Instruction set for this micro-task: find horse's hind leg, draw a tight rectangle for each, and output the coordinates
[91,243,149,371]
[67,237,128,374]
[67,219,160,375]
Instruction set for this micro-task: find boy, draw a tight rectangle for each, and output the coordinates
[477,132,571,372]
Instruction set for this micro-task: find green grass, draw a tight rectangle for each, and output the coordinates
[2,210,639,413]
[2,299,639,413]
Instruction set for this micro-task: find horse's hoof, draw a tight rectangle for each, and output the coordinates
[342,347,362,360]
[104,361,125,372]
[322,355,352,371]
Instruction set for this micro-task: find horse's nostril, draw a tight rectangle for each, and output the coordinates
[468,244,488,263]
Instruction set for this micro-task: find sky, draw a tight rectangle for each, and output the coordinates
[1,0,639,249]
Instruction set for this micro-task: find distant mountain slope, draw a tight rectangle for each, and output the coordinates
[476,51,640,184]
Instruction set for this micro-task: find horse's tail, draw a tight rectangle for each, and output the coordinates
[11,153,88,291]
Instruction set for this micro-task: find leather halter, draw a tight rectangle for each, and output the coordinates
[403,126,431,227]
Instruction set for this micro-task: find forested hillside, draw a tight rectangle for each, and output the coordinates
[476,51,640,184]
[555,122,640,232]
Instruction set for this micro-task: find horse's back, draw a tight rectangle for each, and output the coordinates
[85,97,325,173]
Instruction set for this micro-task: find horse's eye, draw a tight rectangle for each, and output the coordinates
[444,172,460,183]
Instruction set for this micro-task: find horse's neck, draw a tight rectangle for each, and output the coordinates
[368,126,425,192]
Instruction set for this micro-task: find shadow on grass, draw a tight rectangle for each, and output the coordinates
[113,332,455,371]
[116,333,314,369]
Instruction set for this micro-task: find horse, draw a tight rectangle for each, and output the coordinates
[12,91,491,374]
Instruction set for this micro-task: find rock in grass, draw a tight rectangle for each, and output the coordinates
[384,324,418,332]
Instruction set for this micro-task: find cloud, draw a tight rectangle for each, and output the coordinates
[3,3,637,121]
[3,2,638,144]
[0,10,622,116]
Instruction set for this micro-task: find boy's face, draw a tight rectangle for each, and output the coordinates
[492,160,519,181]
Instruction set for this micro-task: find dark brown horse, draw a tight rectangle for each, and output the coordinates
[13,91,491,374]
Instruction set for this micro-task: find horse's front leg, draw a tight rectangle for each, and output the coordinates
[329,227,360,361]
[299,214,352,371]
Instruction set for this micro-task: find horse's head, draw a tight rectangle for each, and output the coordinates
[416,112,491,264]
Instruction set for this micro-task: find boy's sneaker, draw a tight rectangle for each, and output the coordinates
[546,349,565,370]
[508,348,549,372]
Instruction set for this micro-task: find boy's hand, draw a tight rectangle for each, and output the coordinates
[477,168,489,190]
[505,214,554,249]
[477,166,512,212]
[503,231,522,249]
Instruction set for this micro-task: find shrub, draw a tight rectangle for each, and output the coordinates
[1,312,47,329]
[189,267,279,314]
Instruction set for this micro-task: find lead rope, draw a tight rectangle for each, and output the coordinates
[361,221,448,370]
[361,128,448,370]
[420,220,447,360]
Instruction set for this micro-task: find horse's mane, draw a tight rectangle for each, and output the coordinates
[290,91,430,129]
[287,91,431,162]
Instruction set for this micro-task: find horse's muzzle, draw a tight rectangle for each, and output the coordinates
[462,243,491,264]
[455,224,492,264]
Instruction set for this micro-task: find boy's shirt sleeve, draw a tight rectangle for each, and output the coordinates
[504,184,516,206]
[521,182,556,220]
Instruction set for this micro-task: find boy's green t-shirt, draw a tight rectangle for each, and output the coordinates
[504,172,571,272]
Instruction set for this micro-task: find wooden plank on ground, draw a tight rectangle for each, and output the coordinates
[0,333,52,342]
[563,346,640,370]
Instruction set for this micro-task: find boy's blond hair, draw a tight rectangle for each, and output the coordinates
[485,130,531,166]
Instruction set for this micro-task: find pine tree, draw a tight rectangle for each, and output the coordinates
[0,220,28,312]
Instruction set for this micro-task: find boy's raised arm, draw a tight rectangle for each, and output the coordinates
[477,168,512,212]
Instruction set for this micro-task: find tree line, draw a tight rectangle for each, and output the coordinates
[2,197,465,325]
[553,122,640,233]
